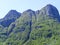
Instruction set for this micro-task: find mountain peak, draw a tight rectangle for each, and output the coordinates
[4,10,21,19]
[26,9,33,12]
[0,10,21,27]
[45,4,59,16]
[9,10,17,13]
[39,4,59,18]
[46,4,54,7]
[23,9,35,16]
[24,9,35,13]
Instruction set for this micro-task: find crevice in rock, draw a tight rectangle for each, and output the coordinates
[23,12,33,44]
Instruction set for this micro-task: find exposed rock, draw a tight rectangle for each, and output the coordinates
[0,10,21,27]
[36,4,60,21]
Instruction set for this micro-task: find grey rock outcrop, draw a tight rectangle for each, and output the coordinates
[0,10,21,27]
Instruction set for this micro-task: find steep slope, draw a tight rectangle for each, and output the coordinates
[0,10,21,27]
[36,4,60,21]
[0,4,60,45]
[4,9,36,45]
[25,4,60,45]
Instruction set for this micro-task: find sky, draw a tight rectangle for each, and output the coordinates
[0,0,60,19]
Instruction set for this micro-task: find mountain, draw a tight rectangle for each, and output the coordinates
[0,4,60,45]
[36,4,60,21]
[0,10,21,27]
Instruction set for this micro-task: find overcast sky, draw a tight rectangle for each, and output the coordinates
[0,0,60,19]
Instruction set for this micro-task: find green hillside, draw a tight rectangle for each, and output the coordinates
[0,4,60,45]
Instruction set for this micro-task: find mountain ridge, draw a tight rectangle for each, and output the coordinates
[0,4,60,45]
[0,10,21,27]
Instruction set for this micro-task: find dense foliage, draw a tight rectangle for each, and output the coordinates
[0,4,60,45]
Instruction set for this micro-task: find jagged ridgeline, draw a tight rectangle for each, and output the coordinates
[0,4,60,45]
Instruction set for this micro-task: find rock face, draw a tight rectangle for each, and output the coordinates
[0,4,59,27]
[40,4,59,15]
[36,4,60,21]
[0,10,21,27]
[0,4,60,45]
[45,4,60,21]
[4,10,21,19]
[45,4,59,15]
